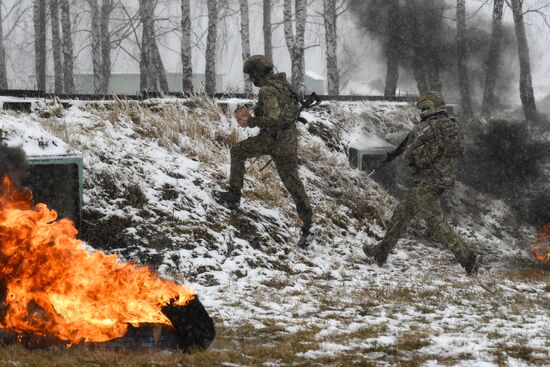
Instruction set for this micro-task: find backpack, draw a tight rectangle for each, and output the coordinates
[431,115,464,159]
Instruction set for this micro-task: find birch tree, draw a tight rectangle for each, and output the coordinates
[205,0,218,95]
[423,0,442,91]
[481,0,504,117]
[510,0,538,121]
[239,0,253,93]
[323,0,339,95]
[456,0,472,117]
[153,42,169,93]
[50,0,64,93]
[99,0,113,94]
[0,0,7,89]
[139,0,156,92]
[284,0,307,94]
[383,0,400,97]
[61,0,74,93]
[181,0,193,93]
[263,0,272,62]
[90,0,102,93]
[34,0,47,91]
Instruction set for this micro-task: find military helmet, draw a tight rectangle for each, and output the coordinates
[243,55,273,75]
[416,91,446,111]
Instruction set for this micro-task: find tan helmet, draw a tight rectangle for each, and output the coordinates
[243,55,273,76]
[416,91,446,111]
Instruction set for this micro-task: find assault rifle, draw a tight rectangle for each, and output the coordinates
[367,133,410,177]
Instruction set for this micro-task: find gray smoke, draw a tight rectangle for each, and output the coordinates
[0,144,29,186]
[349,0,517,105]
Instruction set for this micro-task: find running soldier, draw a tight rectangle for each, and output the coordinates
[214,55,313,247]
[363,91,482,275]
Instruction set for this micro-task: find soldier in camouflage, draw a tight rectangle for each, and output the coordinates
[363,91,482,275]
[214,55,313,246]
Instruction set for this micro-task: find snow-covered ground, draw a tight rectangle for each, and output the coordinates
[0,97,548,366]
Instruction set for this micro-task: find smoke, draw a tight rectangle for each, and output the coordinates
[349,0,517,104]
[0,144,29,186]
[459,120,550,226]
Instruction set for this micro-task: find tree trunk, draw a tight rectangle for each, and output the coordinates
[181,0,193,93]
[239,0,253,93]
[205,0,217,95]
[0,0,7,89]
[283,0,306,95]
[456,0,472,117]
[405,0,428,94]
[323,0,339,95]
[384,0,400,98]
[263,0,272,62]
[510,0,538,121]
[99,0,113,94]
[50,0,64,93]
[90,0,102,93]
[423,0,442,91]
[61,0,74,93]
[153,42,169,94]
[481,0,504,117]
[34,0,47,91]
[139,0,156,92]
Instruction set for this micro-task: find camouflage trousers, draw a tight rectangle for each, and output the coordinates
[229,132,312,226]
[379,183,473,265]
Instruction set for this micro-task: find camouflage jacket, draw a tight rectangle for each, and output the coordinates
[404,107,463,189]
[248,73,301,139]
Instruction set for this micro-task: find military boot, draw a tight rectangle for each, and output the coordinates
[363,243,389,267]
[297,221,313,248]
[462,254,483,276]
[213,190,241,210]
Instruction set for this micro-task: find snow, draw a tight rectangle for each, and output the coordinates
[0,98,548,365]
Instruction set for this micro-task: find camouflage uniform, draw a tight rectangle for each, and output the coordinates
[366,101,478,272]
[228,72,313,226]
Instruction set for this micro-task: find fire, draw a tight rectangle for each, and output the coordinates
[530,222,550,262]
[0,176,195,345]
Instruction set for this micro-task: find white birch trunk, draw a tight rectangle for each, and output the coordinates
[181,0,193,93]
[481,0,504,117]
[50,0,64,93]
[153,42,169,94]
[205,0,218,95]
[323,0,338,95]
[0,0,7,89]
[61,0,74,93]
[33,0,47,91]
[239,0,253,93]
[284,0,306,95]
[263,0,272,62]
[139,0,156,92]
[99,0,113,94]
[90,0,102,93]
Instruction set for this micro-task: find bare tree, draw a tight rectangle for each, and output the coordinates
[383,0,400,97]
[456,0,472,117]
[239,0,253,93]
[90,0,102,93]
[139,0,156,92]
[481,0,504,117]
[284,0,307,94]
[405,0,428,94]
[61,0,74,93]
[263,0,272,62]
[0,0,7,89]
[323,0,339,95]
[153,42,169,93]
[510,0,538,121]
[423,0,442,91]
[50,0,64,93]
[205,0,218,95]
[34,0,47,91]
[181,0,193,93]
[100,0,113,94]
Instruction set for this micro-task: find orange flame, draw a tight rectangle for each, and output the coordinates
[530,222,550,262]
[0,176,195,344]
